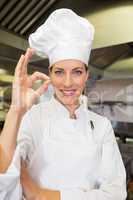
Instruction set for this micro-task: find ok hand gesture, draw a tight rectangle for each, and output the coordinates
[11,48,51,115]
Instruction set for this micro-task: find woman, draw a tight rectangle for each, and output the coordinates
[0,9,126,200]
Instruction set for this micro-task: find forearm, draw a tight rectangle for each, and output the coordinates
[31,189,60,200]
[38,188,60,200]
[23,185,60,200]
[0,107,23,173]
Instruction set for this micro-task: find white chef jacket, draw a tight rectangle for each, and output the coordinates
[0,96,127,200]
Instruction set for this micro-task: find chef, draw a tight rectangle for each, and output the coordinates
[0,8,127,200]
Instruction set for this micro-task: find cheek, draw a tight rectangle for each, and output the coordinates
[51,77,62,88]
[77,78,87,89]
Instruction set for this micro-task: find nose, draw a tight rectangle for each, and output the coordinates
[63,74,73,87]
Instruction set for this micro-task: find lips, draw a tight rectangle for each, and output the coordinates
[61,89,76,96]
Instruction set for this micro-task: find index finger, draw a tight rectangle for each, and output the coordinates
[21,48,35,75]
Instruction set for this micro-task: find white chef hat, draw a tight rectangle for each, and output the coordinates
[29,8,94,66]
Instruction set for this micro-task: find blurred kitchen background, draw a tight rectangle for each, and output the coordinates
[0,0,133,198]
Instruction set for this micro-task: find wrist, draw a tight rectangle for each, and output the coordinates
[8,105,26,118]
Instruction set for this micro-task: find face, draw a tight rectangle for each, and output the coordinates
[49,59,89,107]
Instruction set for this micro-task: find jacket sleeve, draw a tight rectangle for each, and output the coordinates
[0,111,33,200]
[60,119,127,200]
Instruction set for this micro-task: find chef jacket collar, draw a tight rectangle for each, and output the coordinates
[49,95,86,119]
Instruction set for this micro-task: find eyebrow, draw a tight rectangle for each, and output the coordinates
[54,67,84,70]
[54,67,64,70]
[72,67,84,70]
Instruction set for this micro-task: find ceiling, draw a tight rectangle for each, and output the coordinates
[0,0,59,37]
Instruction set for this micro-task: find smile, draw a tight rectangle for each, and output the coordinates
[61,89,76,96]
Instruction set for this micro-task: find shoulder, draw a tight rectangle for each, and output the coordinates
[87,109,109,124]
[22,101,51,123]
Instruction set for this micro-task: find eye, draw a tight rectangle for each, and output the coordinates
[54,70,64,75]
[73,70,83,75]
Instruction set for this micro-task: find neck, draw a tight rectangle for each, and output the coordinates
[54,94,80,119]
[67,103,79,118]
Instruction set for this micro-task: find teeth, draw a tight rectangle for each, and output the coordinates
[62,90,75,96]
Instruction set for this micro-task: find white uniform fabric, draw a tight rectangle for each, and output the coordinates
[0,96,127,200]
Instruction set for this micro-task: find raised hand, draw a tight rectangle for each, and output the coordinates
[0,48,51,173]
[11,48,51,115]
